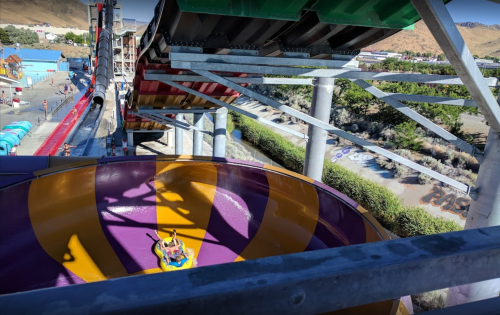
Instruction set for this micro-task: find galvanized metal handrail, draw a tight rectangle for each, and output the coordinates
[1,226,498,315]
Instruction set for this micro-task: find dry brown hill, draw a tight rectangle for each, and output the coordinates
[371,20,500,58]
[0,0,88,29]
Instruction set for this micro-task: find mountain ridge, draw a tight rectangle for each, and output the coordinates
[371,20,500,58]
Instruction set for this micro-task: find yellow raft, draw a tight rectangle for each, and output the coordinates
[154,237,193,272]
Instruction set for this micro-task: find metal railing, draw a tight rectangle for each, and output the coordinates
[0,226,498,314]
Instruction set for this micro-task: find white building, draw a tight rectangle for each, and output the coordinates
[358,50,402,61]
[45,33,57,41]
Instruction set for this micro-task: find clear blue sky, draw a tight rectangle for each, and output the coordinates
[81,0,499,25]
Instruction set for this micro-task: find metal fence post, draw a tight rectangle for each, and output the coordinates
[303,77,335,181]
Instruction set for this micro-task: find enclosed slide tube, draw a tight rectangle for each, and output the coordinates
[105,0,114,85]
[92,0,114,106]
[93,29,110,106]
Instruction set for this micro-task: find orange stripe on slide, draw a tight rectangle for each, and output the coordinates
[155,161,217,259]
[357,205,390,242]
[235,171,319,261]
[28,167,128,282]
[264,164,314,183]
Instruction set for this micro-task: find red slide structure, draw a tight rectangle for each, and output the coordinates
[33,89,94,156]
[34,2,103,156]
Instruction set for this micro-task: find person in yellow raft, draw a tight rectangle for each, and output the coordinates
[154,229,190,269]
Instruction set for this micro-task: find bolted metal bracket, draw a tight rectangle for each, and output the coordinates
[283,52,310,59]
[468,187,479,200]
[229,49,259,56]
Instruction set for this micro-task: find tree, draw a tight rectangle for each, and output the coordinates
[416,52,421,57]
[342,82,378,115]
[3,26,39,45]
[0,28,12,44]
[437,53,446,61]
[392,122,423,151]
[65,32,76,41]
[73,35,83,44]
[473,54,479,59]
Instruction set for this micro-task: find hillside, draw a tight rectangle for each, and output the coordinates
[0,0,88,29]
[372,21,500,58]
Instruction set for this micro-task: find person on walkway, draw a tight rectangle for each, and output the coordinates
[59,84,63,94]
[70,84,74,94]
[64,84,68,96]
[43,99,48,117]
[51,77,54,86]
[1,91,6,104]
[59,143,76,156]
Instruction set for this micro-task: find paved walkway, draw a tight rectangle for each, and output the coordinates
[0,71,75,130]
[13,71,91,155]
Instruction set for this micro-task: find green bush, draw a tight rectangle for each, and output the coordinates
[393,122,423,151]
[232,110,462,237]
[226,113,235,134]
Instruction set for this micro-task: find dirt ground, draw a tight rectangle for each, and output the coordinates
[28,42,90,58]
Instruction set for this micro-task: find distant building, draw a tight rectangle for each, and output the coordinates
[45,33,58,41]
[358,49,402,61]
[2,48,68,87]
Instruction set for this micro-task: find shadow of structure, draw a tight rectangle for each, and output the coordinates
[0,157,397,315]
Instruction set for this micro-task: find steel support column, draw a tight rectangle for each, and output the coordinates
[213,108,228,158]
[446,98,500,307]
[304,77,334,181]
[126,131,133,147]
[193,112,204,156]
[410,0,500,306]
[167,130,174,149]
[175,114,183,155]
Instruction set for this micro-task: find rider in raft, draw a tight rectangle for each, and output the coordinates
[155,229,189,267]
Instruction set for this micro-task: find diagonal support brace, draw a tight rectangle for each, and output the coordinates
[157,80,309,141]
[411,0,500,132]
[192,70,469,192]
[352,79,483,162]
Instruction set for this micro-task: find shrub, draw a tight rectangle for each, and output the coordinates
[395,149,414,161]
[432,144,447,158]
[394,206,461,237]
[422,156,438,168]
[418,173,432,184]
[384,141,396,150]
[350,124,359,132]
[445,149,456,161]
[435,162,446,174]
[394,164,410,178]
[376,156,389,168]
[381,127,395,140]
[331,108,351,126]
[231,110,461,238]
[226,113,235,134]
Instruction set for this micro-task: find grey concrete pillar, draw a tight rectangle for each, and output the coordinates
[445,93,500,307]
[303,77,335,181]
[175,114,184,155]
[126,131,133,146]
[193,112,204,156]
[213,107,227,158]
[167,130,174,149]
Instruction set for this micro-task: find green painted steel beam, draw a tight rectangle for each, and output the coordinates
[176,0,452,29]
